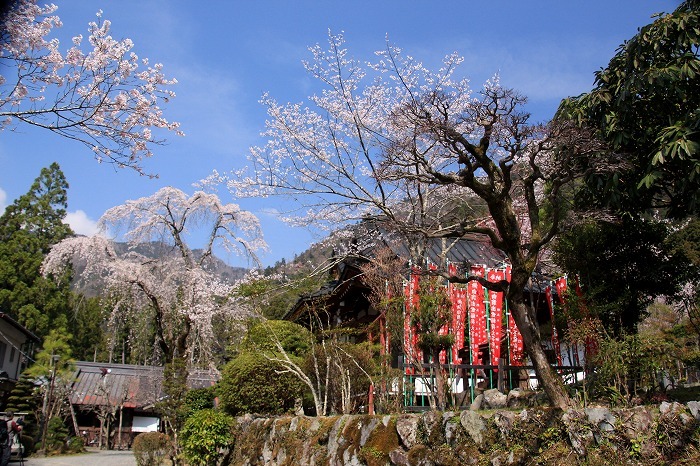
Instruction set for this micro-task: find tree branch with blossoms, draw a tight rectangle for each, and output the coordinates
[0,0,182,177]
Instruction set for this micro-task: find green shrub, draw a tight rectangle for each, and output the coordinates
[181,386,216,419]
[180,409,235,466]
[217,351,305,415]
[44,416,69,454]
[132,432,172,466]
[66,435,84,453]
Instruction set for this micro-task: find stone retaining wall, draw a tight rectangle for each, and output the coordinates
[227,398,700,465]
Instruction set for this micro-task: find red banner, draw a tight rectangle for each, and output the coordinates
[468,265,486,364]
[508,312,524,365]
[554,276,567,302]
[487,269,504,367]
[504,265,524,365]
[451,287,467,364]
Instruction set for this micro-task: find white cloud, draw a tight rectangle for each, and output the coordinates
[0,187,6,213]
[65,210,99,236]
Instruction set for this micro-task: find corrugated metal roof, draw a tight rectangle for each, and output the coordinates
[70,362,218,409]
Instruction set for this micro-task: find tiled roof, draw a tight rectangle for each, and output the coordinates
[70,361,218,409]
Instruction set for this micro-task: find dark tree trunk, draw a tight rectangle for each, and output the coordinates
[508,289,570,409]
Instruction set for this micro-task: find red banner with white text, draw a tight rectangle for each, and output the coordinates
[468,265,486,364]
[487,269,504,367]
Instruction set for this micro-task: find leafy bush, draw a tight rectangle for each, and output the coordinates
[241,320,311,357]
[132,432,172,466]
[591,332,672,403]
[217,351,305,415]
[181,386,216,419]
[180,409,234,466]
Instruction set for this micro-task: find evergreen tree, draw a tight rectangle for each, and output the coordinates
[0,163,74,338]
[5,372,41,439]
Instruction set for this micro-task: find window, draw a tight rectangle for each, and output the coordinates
[9,347,15,363]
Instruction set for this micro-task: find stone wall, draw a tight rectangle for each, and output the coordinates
[227,398,700,465]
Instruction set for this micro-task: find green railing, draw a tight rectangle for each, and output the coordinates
[400,360,583,410]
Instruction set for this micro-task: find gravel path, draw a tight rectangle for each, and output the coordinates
[18,448,136,466]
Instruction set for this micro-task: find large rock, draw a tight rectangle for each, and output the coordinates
[470,394,484,411]
[422,410,444,444]
[483,389,507,409]
[460,410,486,445]
[585,406,617,444]
[493,410,516,436]
[506,388,535,408]
[443,412,462,445]
[389,449,410,466]
[618,406,654,440]
[585,406,616,432]
[396,415,421,449]
[660,401,686,415]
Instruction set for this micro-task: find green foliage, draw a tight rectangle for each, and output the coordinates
[236,273,324,320]
[217,351,305,416]
[590,332,672,404]
[4,373,40,439]
[132,432,172,466]
[66,436,84,453]
[558,1,700,216]
[666,218,700,267]
[304,339,376,414]
[0,163,75,340]
[554,217,693,333]
[25,327,75,380]
[156,357,188,437]
[241,320,312,358]
[180,409,235,466]
[44,416,69,454]
[414,276,454,352]
[66,295,108,361]
[181,386,216,419]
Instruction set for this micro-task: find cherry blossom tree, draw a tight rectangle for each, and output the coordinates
[0,0,182,176]
[213,34,616,409]
[41,187,266,366]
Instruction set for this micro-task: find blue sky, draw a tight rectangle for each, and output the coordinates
[0,0,680,267]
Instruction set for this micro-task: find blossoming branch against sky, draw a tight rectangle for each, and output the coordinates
[0,0,679,267]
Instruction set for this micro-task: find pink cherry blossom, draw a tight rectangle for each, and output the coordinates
[0,0,182,177]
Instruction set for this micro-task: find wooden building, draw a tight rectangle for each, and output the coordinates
[70,361,218,449]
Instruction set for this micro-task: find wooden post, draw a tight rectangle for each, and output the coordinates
[118,405,124,450]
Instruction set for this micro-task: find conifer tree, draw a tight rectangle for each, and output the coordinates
[0,163,74,338]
